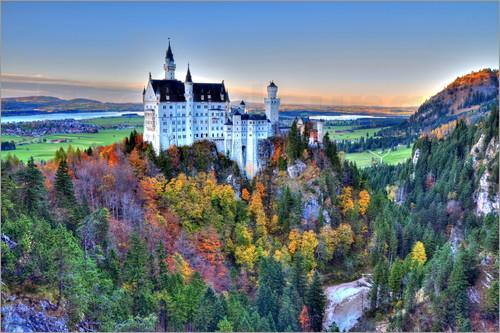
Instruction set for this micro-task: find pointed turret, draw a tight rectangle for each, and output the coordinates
[185,64,193,83]
[166,39,174,62]
[164,39,176,80]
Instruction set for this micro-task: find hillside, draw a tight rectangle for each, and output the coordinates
[384,69,498,135]
[1,96,142,115]
[0,73,498,332]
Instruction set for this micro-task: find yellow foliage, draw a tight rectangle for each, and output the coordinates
[163,172,236,232]
[173,252,193,281]
[235,244,258,270]
[319,226,337,260]
[288,229,302,255]
[335,223,355,252]
[410,241,427,266]
[386,185,398,202]
[249,190,268,238]
[339,186,355,214]
[301,230,319,271]
[358,190,371,215]
[269,214,280,234]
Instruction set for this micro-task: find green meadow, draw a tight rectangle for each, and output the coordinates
[344,146,412,168]
[2,127,142,162]
[325,125,386,141]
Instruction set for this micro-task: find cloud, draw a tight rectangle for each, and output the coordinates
[1,73,143,102]
[1,73,424,107]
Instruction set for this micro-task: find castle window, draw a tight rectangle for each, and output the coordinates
[197,105,200,109]
[170,105,173,109]
[163,106,166,109]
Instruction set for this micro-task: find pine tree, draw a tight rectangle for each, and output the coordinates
[277,286,300,331]
[54,159,81,231]
[286,120,301,162]
[449,253,470,330]
[292,252,307,300]
[323,133,341,172]
[305,271,326,332]
[123,234,154,316]
[20,157,49,218]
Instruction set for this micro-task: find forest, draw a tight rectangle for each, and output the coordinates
[1,107,498,332]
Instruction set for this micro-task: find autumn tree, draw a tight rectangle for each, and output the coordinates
[410,241,427,266]
[358,190,371,215]
[338,186,354,215]
[298,305,311,332]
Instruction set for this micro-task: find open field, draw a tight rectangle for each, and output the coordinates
[344,146,412,168]
[82,116,144,127]
[1,128,142,162]
[325,125,387,141]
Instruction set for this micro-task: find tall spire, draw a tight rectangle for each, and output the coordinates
[185,63,193,83]
[166,38,174,62]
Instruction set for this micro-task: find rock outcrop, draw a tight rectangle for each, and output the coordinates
[1,299,68,332]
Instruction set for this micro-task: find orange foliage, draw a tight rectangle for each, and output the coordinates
[358,190,371,216]
[241,188,251,201]
[339,186,354,215]
[272,144,283,165]
[128,148,147,177]
[98,143,120,166]
[299,305,311,332]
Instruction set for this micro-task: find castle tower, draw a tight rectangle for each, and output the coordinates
[164,40,176,80]
[265,81,280,134]
[184,64,194,144]
[240,100,247,113]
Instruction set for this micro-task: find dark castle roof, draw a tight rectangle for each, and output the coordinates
[241,113,268,121]
[185,65,193,83]
[268,81,277,88]
[150,79,229,103]
[166,41,174,62]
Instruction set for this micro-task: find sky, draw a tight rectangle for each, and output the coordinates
[2,1,498,106]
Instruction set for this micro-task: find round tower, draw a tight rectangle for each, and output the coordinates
[265,81,280,133]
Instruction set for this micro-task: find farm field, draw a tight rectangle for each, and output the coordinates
[83,116,144,127]
[325,125,387,141]
[344,146,412,168]
[1,128,142,162]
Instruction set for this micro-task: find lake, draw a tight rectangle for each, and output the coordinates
[2,111,383,124]
[2,111,145,123]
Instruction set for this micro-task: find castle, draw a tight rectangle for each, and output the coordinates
[143,42,280,177]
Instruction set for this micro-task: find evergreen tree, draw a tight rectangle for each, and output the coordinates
[19,157,49,218]
[54,159,81,232]
[292,252,308,300]
[305,271,326,332]
[286,120,301,162]
[277,286,300,331]
[448,252,470,329]
[123,234,154,316]
[323,133,341,173]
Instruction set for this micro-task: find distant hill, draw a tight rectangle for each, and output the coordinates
[387,69,498,135]
[1,96,142,115]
